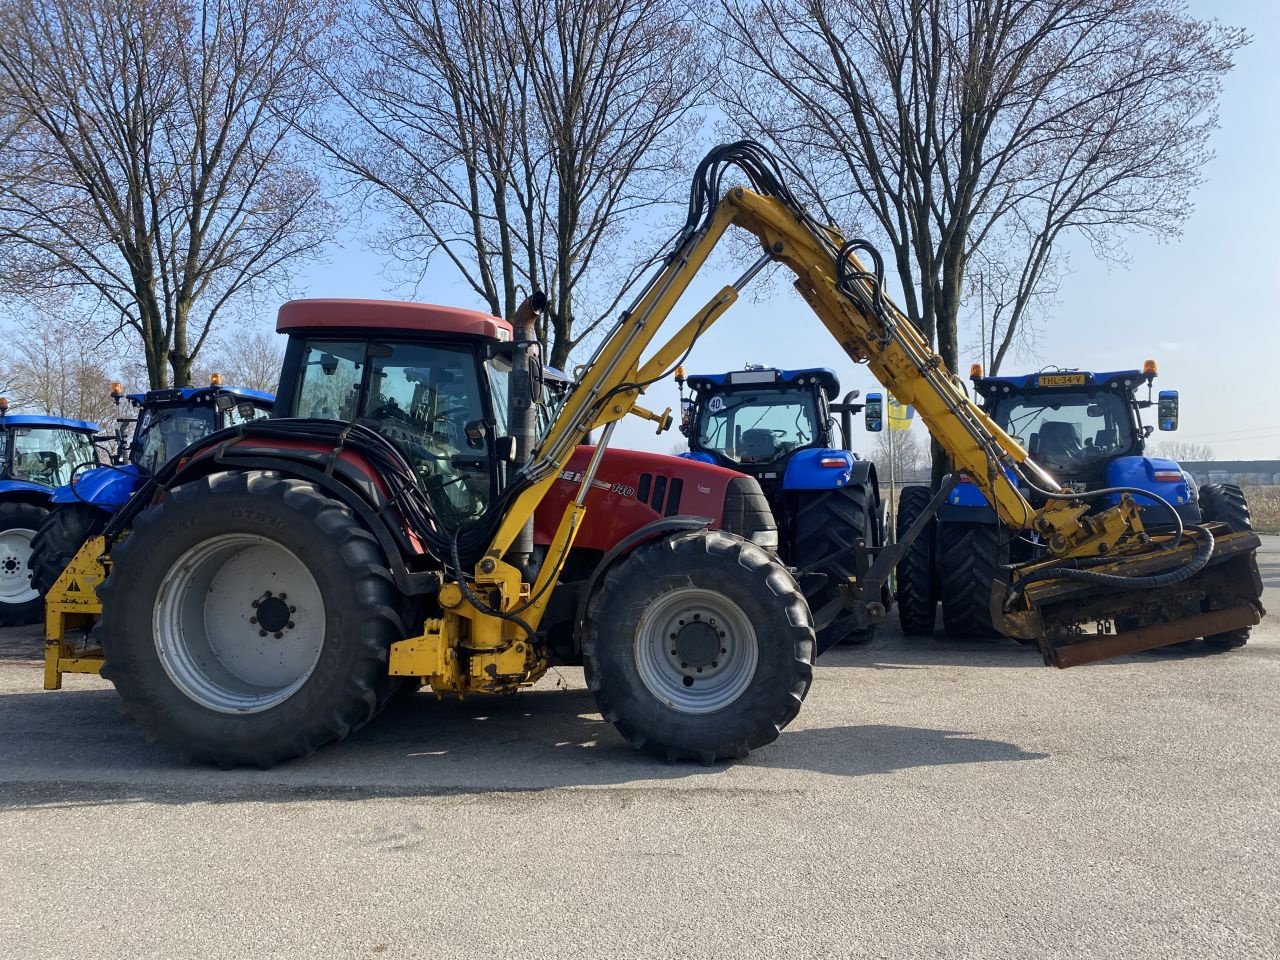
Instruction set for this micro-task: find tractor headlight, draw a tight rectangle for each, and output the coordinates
[749,529,779,550]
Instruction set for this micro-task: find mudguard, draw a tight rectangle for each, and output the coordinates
[938,468,1016,524]
[782,448,857,490]
[50,464,144,510]
[678,451,717,465]
[0,479,54,500]
[1104,456,1191,508]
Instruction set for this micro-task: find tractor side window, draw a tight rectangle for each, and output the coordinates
[10,428,99,486]
[484,354,511,438]
[696,388,818,465]
[295,341,365,421]
[362,343,491,530]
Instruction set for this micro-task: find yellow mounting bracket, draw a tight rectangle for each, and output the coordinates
[43,535,108,690]
[631,404,673,433]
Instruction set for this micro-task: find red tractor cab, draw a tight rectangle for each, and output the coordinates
[209,299,779,661]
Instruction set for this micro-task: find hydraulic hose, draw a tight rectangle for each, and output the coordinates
[1004,523,1216,610]
[1008,459,1187,550]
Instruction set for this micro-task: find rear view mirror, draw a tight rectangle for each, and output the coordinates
[864,392,883,432]
[319,353,338,375]
[1157,390,1179,431]
[465,418,493,450]
[679,397,693,436]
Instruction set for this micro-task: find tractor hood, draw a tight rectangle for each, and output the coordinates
[50,464,145,510]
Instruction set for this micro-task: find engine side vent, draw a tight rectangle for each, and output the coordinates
[651,475,668,511]
[664,478,684,516]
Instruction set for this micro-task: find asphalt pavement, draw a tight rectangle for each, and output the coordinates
[1,539,1277,959]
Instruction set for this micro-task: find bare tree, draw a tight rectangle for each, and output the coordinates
[0,317,119,426]
[0,0,338,389]
[1151,439,1214,462]
[874,427,926,479]
[717,0,1246,475]
[196,328,285,394]
[317,0,707,366]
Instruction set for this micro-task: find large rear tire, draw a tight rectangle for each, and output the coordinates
[938,522,1006,638]
[29,503,108,597]
[0,500,47,626]
[894,485,936,635]
[582,529,813,763]
[793,483,882,649]
[1197,483,1252,650]
[98,471,406,768]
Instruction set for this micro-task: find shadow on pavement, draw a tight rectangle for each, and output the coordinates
[0,684,1046,810]
[821,631,1251,670]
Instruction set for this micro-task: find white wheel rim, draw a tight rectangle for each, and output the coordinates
[0,528,38,603]
[634,586,758,715]
[153,534,326,714]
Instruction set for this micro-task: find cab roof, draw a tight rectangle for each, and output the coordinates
[687,366,840,398]
[277,299,513,342]
[973,369,1147,395]
[126,386,275,406]
[0,414,100,433]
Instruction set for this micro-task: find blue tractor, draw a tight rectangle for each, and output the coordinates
[0,403,102,625]
[895,362,1253,648]
[27,380,274,598]
[677,364,887,647]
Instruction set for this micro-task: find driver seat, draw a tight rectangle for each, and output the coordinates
[1035,420,1082,462]
[738,428,776,462]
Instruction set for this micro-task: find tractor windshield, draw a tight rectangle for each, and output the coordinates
[6,427,98,486]
[133,407,218,473]
[993,390,1135,474]
[695,388,818,465]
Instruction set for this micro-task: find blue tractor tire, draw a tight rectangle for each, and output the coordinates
[1197,483,1252,650]
[894,486,936,635]
[29,503,108,597]
[0,500,48,626]
[938,521,1007,639]
[792,482,883,648]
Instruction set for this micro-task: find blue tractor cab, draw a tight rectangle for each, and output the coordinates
[894,361,1252,648]
[0,403,102,624]
[28,380,275,597]
[944,365,1194,524]
[678,364,887,647]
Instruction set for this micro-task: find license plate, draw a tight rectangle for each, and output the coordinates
[1038,373,1086,387]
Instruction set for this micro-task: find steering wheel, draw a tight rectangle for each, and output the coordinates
[366,401,402,422]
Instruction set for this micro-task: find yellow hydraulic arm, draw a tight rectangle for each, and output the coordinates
[393,143,1262,686]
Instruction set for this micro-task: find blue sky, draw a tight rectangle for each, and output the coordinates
[285,0,1279,460]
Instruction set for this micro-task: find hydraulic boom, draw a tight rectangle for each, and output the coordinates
[419,142,1262,674]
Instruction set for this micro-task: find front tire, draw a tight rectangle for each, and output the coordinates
[792,483,882,649]
[98,471,407,767]
[582,530,813,763]
[894,486,936,635]
[1197,483,1252,650]
[0,500,48,626]
[29,503,108,597]
[938,522,1006,638]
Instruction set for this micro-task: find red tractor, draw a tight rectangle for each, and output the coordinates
[79,298,800,765]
